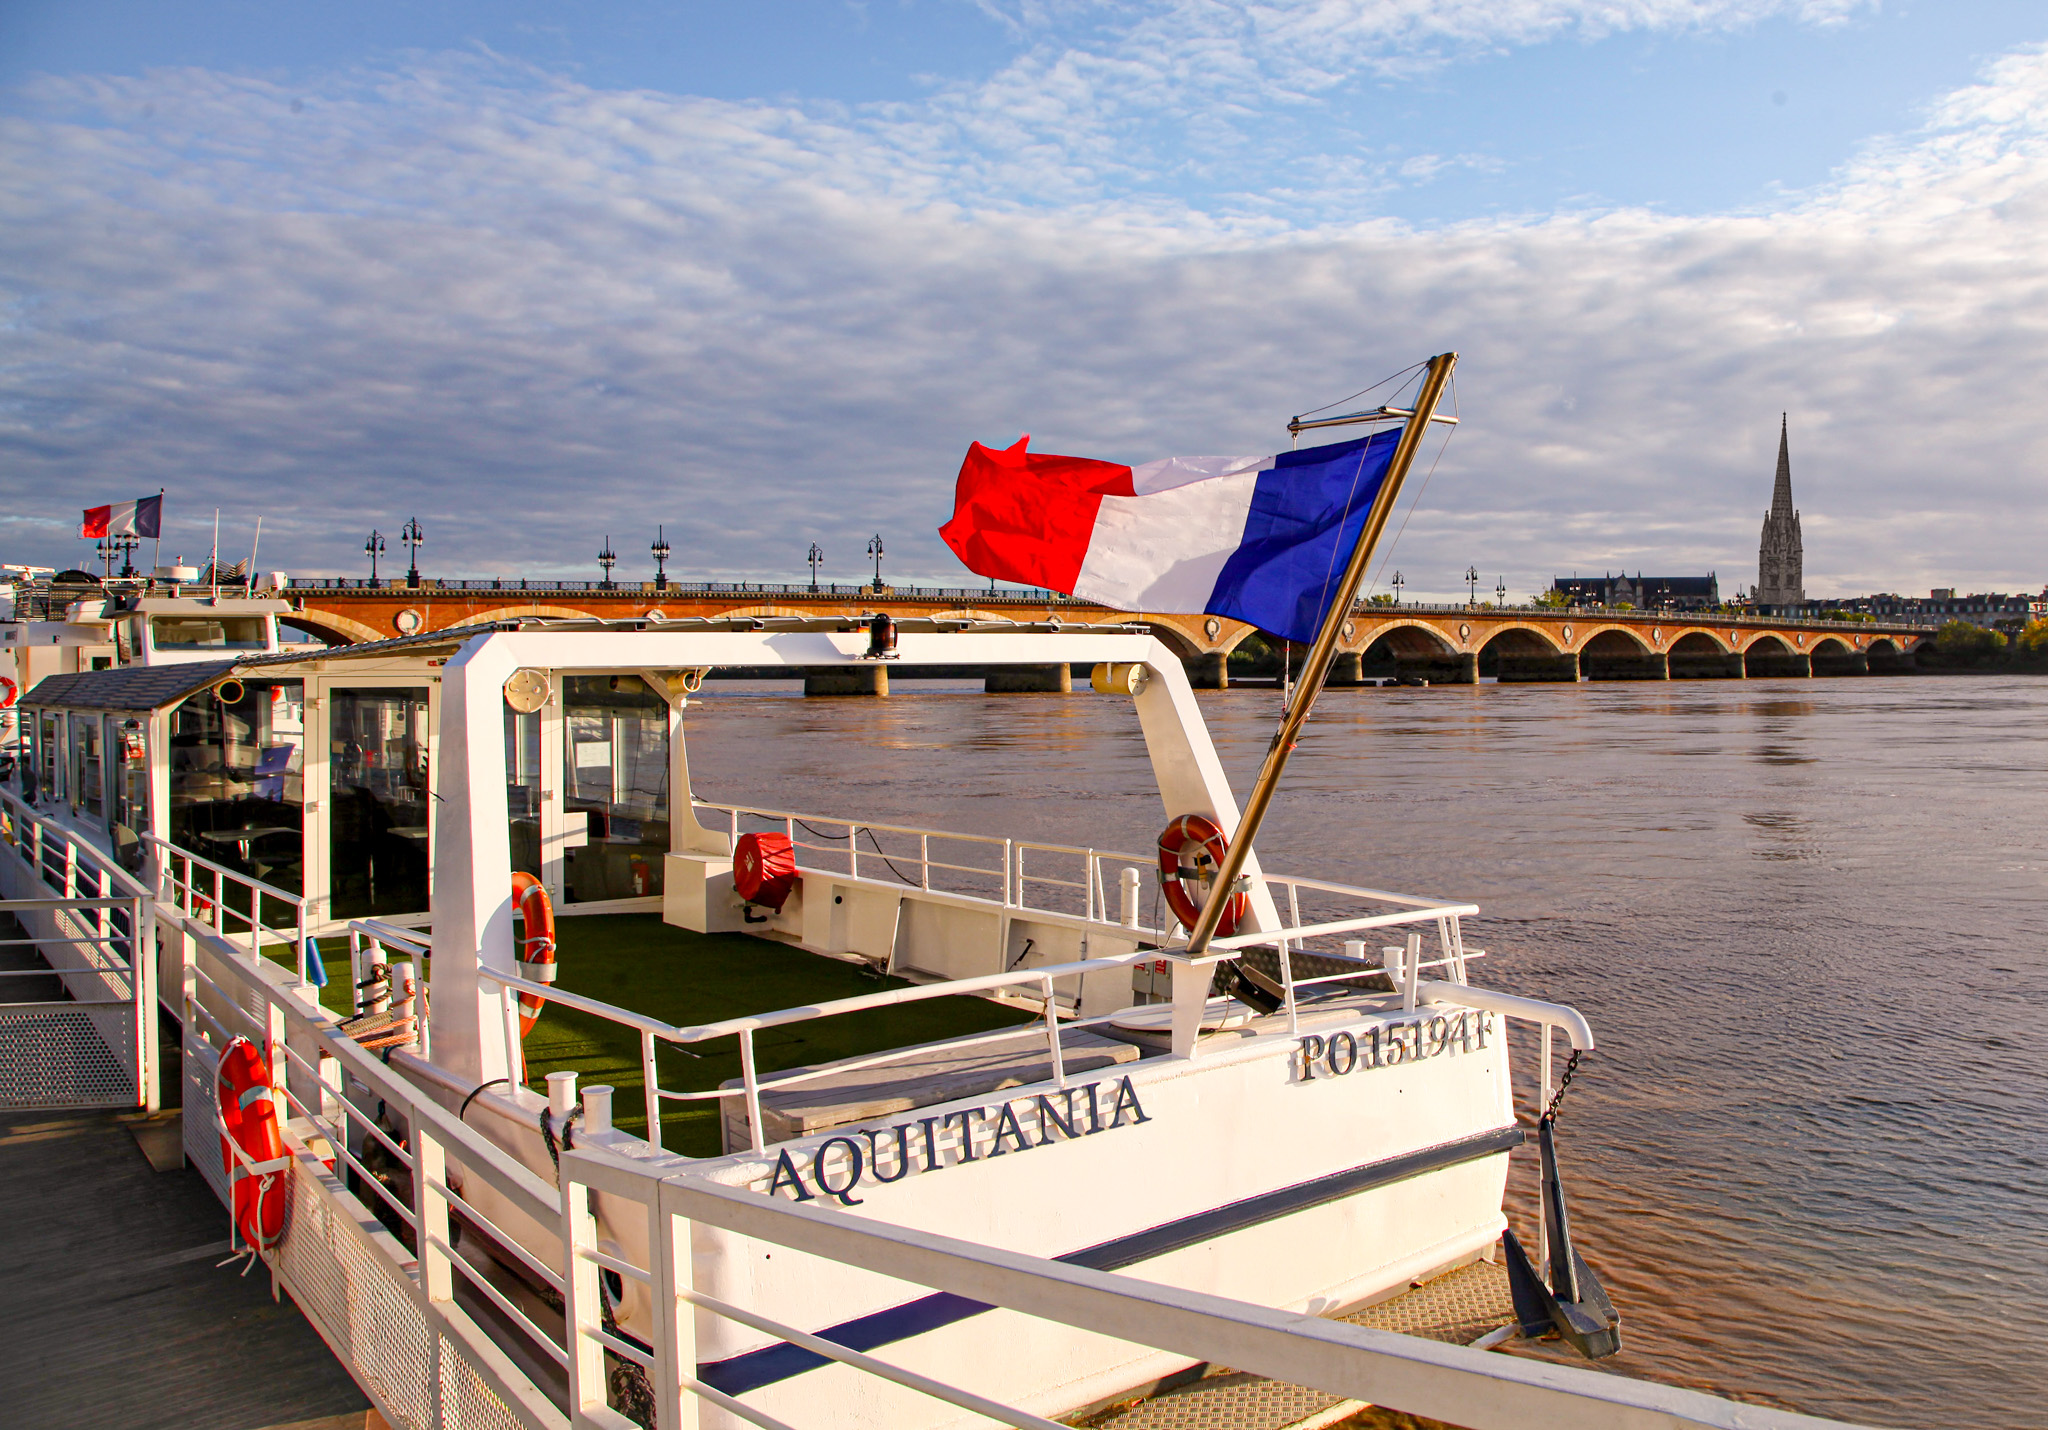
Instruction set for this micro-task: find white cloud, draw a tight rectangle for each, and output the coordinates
[1,31,2045,599]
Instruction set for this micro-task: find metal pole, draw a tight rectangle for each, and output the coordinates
[1182,352,1457,961]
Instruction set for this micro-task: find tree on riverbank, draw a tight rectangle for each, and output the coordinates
[1933,619,2008,667]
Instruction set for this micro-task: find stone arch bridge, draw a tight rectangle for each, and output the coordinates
[284,579,1931,688]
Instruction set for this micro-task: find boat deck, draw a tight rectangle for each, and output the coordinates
[1083,1257,1513,1430]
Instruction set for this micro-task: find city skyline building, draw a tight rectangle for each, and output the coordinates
[1756,415,1805,610]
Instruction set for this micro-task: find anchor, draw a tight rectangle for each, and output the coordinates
[1501,1113,1621,1359]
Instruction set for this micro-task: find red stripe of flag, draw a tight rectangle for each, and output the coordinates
[937,436,1133,593]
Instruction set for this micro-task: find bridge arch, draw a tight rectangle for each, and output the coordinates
[1666,629,1733,656]
[454,602,618,629]
[282,609,383,645]
[1353,618,1459,657]
[1809,636,1853,657]
[1575,626,1655,657]
[1741,632,1794,656]
[1476,623,1566,656]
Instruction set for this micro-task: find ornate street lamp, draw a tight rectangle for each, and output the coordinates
[1495,576,1507,608]
[1465,565,1479,608]
[401,517,424,588]
[807,542,824,593]
[651,525,672,590]
[1391,570,1405,606]
[867,534,885,593]
[365,529,386,584]
[598,536,617,589]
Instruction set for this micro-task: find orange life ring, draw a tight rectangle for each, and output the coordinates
[1157,813,1248,937]
[512,871,557,1037]
[217,1037,289,1250]
[0,675,16,708]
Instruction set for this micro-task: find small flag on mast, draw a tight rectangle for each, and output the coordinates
[81,494,164,540]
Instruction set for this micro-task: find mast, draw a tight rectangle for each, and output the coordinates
[1181,351,1458,959]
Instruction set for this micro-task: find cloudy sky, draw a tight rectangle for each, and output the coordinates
[3,1,2045,600]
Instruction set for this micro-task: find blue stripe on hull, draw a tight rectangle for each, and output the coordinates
[697,1123,1522,1397]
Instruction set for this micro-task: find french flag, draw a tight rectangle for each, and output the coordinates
[939,429,1401,644]
[81,494,164,540]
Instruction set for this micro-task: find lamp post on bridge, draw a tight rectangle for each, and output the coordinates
[1465,565,1479,608]
[651,526,671,591]
[401,518,423,589]
[807,542,824,593]
[867,534,885,593]
[365,530,385,584]
[598,536,617,589]
[1496,576,1507,609]
[1391,570,1405,607]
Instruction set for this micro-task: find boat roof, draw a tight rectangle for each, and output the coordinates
[22,659,239,712]
[17,613,1158,714]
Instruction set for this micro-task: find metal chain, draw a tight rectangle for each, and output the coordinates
[1541,1048,1583,1125]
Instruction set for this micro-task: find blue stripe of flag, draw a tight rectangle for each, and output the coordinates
[1205,428,1402,644]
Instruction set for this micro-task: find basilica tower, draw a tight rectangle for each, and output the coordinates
[1756,415,1804,609]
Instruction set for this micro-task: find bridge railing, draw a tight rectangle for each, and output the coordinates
[285,576,1077,604]
[280,576,1944,632]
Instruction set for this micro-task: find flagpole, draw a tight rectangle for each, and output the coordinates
[151,489,164,578]
[1180,350,1458,961]
[246,516,263,593]
[210,508,220,597]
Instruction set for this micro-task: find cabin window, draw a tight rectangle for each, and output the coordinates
[69,714,103,819]
[329,687,429,919]
[561,675,668,903]
[168,680,306,892]
[506,706,542,879]
[109,718,150,872]
[151,615,270,650]
[36,712,64,803]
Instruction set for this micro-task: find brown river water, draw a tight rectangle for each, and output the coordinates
[682,674,2048,1429]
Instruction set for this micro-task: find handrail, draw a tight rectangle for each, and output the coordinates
[0,788,157,1111]
[146,832,314,982]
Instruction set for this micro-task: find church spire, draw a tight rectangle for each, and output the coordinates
[1756,413,1804,609]
[1770,413,1795,519]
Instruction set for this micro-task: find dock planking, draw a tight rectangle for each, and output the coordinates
[0,1098,372,1427]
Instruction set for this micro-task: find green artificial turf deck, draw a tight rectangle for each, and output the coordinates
[279,914,1032,1158]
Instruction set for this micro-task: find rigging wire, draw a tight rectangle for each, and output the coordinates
[1294,361,1426,422]
[1363,371,1459,599]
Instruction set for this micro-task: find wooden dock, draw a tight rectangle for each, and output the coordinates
[0,1086,375,1427]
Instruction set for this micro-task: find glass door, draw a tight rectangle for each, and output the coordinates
[329,687,431,919]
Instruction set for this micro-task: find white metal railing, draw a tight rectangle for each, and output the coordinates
[180,921,568,1429]
[478,942,1161,1154]
[554,1145,1880,1430]
[147,832,317,982]
[696,798,1480,979]
[172,896,1879,1430]
[699,798,1169,931]
[0,787,158,1111]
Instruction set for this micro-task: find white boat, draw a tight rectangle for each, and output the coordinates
[1,358,1859,1430]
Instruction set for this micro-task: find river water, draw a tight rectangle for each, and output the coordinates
[683,674,2048,1429]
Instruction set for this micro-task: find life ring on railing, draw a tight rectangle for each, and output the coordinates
[1156,813,1248,937]
[216,1037,289,1250]
[0,675,16,708]
[512,871,557,1037]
